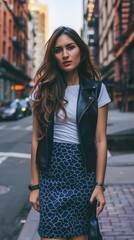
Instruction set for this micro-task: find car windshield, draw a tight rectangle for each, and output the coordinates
[20,100,27,107]
[10,101,17,108]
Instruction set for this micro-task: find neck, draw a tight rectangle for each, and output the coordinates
[63,70,79,86]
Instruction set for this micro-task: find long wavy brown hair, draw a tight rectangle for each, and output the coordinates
[31,26,100,139]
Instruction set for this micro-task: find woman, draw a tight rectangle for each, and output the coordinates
[29,26,111,240]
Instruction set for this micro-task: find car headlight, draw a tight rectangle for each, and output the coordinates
[21,107,26,111]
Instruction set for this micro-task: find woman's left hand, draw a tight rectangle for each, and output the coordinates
[90,186,106,218]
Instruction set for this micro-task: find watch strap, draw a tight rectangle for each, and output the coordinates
[28,184,39,191]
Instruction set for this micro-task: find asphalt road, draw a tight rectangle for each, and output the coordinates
[0,116,33,240]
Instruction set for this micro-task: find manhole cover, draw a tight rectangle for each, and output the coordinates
[0,185,10,194]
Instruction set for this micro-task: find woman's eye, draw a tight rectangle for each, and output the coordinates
[55,48,61,54]
[68,45,75,50]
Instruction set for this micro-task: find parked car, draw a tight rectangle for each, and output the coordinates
[25,98,32,115]
[0,99,23,120]
[19,98,31,117]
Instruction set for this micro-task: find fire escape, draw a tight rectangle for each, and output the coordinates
[114,0,134,111]
[84,0,99,64]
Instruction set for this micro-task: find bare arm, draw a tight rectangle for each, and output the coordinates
[95,104,108,184]
[90,104,109,217]
[31,110,39,185]
[29,110,40,212]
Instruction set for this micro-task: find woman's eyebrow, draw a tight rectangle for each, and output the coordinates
[55,42,76,48]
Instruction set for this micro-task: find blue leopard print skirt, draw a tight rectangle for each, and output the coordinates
[38,142,96,238]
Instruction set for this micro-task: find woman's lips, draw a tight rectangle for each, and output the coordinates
[63,61,72,66]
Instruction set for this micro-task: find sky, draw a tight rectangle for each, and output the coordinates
[39,0,83,37]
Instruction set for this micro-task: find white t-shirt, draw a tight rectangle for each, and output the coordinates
[54,83,111,144]
[29,83,111,144]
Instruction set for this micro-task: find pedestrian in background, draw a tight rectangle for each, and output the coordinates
[29,26,111,240]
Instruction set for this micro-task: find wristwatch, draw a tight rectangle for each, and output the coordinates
[28,184,39,191]
[95,182,105,191]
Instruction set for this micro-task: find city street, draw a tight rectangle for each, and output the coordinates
[17,110,134,240]
[0,0,134,239]
[0,111,134,240]
[0,117,32,240]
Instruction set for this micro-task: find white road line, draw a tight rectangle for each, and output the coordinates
[0,125,32,131]
[107,150,111,158]
[11,126,21,130]
[0,151,110,159]
[25,125,32,131]
[0,125,6,129]
[0,152,31,159]
[0,156,7,164]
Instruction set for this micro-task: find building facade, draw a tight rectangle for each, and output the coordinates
[27,11,36,80]
[82,0,134,111]
[28,0,48,77]
[82,0,89,44]
[114,0,134,111]
[0,0,31,100]
[82,0,99,64]
[98,0,115,101]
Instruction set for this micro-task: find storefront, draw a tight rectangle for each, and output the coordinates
[0,58,31,101]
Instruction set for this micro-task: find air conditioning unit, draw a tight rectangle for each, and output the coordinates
[2,54,7,60]
[12,61,16,67]
[8,4,14,11]
[12,36,17,41]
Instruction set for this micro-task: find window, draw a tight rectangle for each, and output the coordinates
[3,41,6,55]
[8,47,11,62]
[9,19,12,37]
[3,11,7,33]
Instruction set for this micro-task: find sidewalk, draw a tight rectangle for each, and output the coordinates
[18,110,134,240]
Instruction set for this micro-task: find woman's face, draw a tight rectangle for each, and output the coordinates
[54,34,81,72]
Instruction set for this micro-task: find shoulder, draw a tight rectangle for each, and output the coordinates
[80,75,102,89]
[97,82,111,107]
[93,79,102,89]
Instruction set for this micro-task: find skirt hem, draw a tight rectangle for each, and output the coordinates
[38,230,88,238]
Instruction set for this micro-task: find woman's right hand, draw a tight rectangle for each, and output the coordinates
[29,189,40,212]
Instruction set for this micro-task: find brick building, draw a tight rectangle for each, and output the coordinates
[28,0,48,77]
[0,0,31,100]
[98,0,115,101]
[82,0,134,111]
[82,0,113,100]
[82,0,99,64]
[114,0,134,111]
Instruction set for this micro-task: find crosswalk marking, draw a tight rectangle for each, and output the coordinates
[107,150,111,158]
[0,152,31,165]
[0,152,31,159]
[11,126,21,130]
[0,125,6,129]
[0,156,7,164]
[25,125,32,131]
[0,151,111,166]
[0,125,32,131]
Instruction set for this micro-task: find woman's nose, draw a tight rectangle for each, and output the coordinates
[62,49,69,59]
